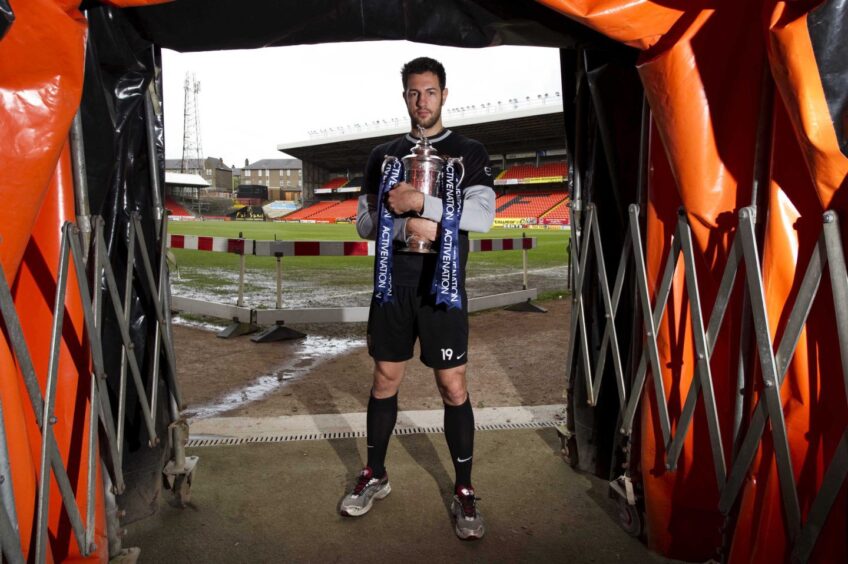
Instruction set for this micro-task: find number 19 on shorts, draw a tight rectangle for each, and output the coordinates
[441,348,453,361]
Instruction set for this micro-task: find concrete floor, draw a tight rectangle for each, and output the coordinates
[124,427,671,563]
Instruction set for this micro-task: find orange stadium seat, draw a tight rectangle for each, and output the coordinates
[542,199,571,222]
[282,199,359,222]
[309,199,358,221]
[496,161,568,184]
[321,177,349,190]
[496,191,568,219]
[282,200,338,221]
[164,195,194,217]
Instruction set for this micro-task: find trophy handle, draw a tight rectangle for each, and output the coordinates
[447,157,465,187]
[381,155,399,175]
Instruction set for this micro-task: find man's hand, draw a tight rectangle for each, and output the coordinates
[386,182,424,215]
[406,217,438,242]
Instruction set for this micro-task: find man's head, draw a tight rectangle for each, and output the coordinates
[401,57,448,135]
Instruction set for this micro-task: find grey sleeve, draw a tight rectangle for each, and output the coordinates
[419,184,496,233]
[356,194,408,242]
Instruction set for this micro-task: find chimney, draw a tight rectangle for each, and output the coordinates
[244,158,249,167]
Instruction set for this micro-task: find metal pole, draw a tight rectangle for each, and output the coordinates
[101,460,123,559]
[84,372,99,555]
[275,255,283,309]
[733,68,775,458]
[35,226,71,564]
[144,84,164,230]
[237,249,246,308]
[521,231,528,290]
[117,220,136,457]
[0,400,20,549]
[70,110,92,262]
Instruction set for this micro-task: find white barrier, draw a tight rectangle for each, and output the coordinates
[167,236,541,336]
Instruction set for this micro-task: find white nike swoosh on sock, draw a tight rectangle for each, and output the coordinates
[457,456,472,463]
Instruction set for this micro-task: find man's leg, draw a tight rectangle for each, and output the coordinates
[435,365,484,540]
[366,360,406,477]
[435,365,474,488]
[340,360,407,517]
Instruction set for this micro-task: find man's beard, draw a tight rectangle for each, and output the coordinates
[410,107,441,131]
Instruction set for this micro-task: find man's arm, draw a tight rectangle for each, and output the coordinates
[356,193,409,242]
[418,184,495,233]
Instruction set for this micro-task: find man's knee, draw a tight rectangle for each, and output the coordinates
[372,361,406,398]
[435,365,468,406]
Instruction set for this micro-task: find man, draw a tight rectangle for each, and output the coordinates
[341,57,495,541]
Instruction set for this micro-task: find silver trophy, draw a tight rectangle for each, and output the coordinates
[387,126,464,253]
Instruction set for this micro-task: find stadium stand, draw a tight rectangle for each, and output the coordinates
[495,162,568,185]
[541,199,570,222]
[282,200,338,221]
[308,199,358,221]
[164,195,194,218]
[496,191,568,218]
[281,199,358,222]
[321,177,349,190]
[344,176,365,189]
[495,193,520,213]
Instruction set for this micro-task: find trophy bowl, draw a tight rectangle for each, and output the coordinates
[399,127,444,253]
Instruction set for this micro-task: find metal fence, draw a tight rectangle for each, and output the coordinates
[0,211,192,562]
[564,199,848,562]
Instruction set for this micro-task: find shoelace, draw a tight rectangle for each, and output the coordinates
[353,473,376,495]
[457,492,480,518]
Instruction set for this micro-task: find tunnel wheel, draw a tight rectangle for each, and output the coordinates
[617,498,643,538]
[557,428,578,468]
[173,473,193,507]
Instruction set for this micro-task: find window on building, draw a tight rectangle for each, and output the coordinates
[286,169,291,177]
[244,170,251,177]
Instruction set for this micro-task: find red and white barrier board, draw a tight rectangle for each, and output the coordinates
[167,235,536,256]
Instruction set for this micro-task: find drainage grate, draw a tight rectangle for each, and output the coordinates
[186,420,558,447]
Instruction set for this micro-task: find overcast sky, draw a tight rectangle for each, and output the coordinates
[162,41,562,167]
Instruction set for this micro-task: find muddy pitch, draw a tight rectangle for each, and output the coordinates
[173,297,571,419]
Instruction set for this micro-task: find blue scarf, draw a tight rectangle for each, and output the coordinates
[431,161,463,309]
[373,158,402,304]
[372,158,464,310]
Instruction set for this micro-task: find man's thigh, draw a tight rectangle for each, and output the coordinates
[367,287,417,363]
[417,293,469,369]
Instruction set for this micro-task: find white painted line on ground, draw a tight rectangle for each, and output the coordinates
[189,404,565,440]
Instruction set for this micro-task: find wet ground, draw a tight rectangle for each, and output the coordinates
[171,297,571,420]
[171,263,569,309]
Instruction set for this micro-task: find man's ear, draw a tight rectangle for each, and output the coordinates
[442,87,449,106]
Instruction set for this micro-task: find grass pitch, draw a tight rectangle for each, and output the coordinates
[167,220,570,295]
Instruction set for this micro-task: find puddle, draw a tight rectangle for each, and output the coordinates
[171,314,228,333]
[184,335,363,419]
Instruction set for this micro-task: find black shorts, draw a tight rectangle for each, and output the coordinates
[367,285,469,369]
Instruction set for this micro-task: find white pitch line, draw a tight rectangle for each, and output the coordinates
[189,404,565,440]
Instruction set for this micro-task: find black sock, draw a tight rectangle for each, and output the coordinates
[444,395,475,489]
[366,392,398,478]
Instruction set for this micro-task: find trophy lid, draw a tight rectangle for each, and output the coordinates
[403,126,444,165]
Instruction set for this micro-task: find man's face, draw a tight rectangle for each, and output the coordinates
[403,71,448,133]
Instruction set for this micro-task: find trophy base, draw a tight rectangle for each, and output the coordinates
[400,236,436,254]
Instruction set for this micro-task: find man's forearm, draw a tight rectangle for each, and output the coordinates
[419,184,496,233]
[356,194,409,241]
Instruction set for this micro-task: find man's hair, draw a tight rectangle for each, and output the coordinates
[401,57,446,90]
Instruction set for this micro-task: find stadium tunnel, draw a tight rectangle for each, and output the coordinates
[0,0,846,562]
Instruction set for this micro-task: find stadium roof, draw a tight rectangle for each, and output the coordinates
[277,102,566,173]
[164,172,210,187]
